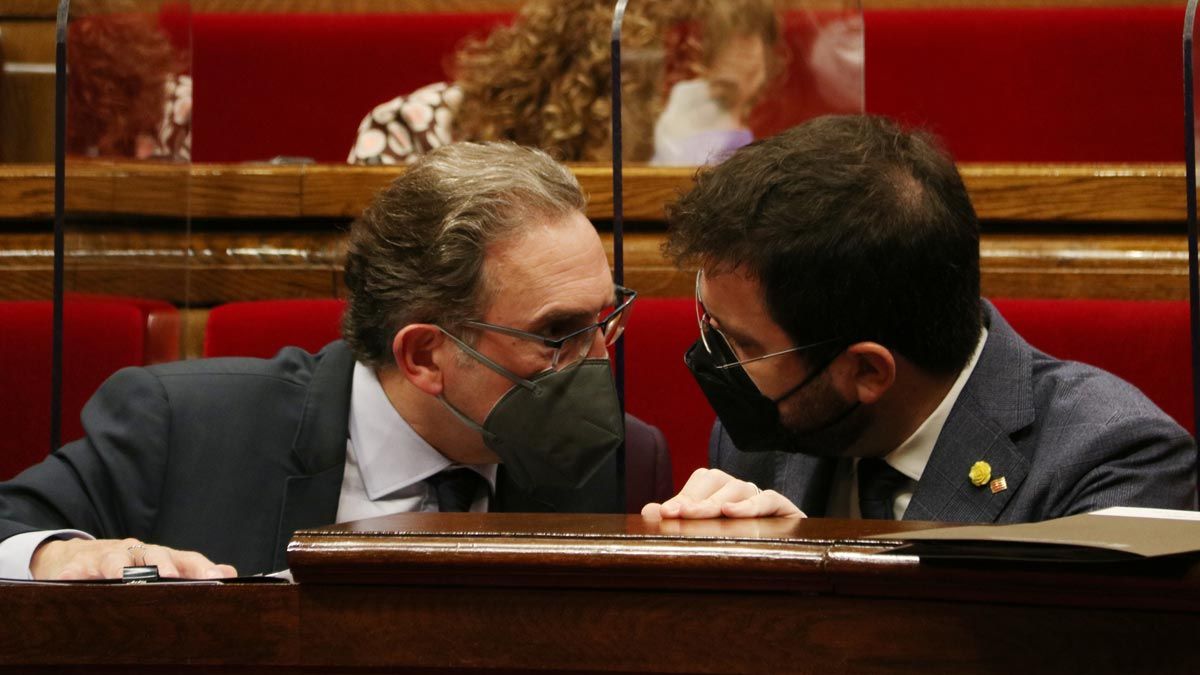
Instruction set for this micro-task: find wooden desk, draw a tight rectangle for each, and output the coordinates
[2,514,1197,673]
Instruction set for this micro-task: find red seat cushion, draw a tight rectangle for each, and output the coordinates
[0,300,147,479]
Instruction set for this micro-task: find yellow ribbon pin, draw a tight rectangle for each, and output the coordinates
[969,461,992,487]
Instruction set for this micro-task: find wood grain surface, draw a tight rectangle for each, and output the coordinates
[3,513,1195,673]
[0,162,1188,221]
[0,229,1187,303]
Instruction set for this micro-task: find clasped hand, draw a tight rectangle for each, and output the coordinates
[641,468,806,519]
[30,537,237,581]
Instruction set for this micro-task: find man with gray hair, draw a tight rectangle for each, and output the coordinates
[0,142,672,580]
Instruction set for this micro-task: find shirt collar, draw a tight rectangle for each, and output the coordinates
[348,361,498,501]
[885,327,989,482]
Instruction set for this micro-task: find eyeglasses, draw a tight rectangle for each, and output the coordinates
[460,284,637,371]
[694,270,835,370]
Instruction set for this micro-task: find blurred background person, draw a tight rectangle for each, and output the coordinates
[652,0,782,165]
[348,0,784,167]
[66,2,191,160]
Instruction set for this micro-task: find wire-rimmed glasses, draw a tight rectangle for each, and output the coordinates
[462,284,637,371]
[694,270,835,370]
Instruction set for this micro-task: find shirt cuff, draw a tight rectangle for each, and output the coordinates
[0,530,94,580]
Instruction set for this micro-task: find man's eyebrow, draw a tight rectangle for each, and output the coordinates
[527,308,595,334]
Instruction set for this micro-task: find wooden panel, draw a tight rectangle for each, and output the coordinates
[1,514,1198,673]
[0,22,57,162]
[962,164,1186,222]
[0,583,298,667]
[0,162,1189,222]
[0,229,1189,303]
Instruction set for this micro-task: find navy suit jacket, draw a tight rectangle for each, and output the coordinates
[711,303,1197,522]
[0,341,672,575]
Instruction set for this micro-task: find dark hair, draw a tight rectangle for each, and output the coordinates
[342,142,585,368]
[665,114,982,375]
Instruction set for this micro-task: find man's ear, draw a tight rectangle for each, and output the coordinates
[841,342,896,405]
[391,324,448,396]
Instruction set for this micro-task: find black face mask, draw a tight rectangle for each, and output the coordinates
[685,338,861,455]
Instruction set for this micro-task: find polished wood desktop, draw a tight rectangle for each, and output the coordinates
[1,514,1197,673]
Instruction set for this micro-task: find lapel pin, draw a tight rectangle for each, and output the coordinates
[990,477,1008,494]
[968,461,992,487]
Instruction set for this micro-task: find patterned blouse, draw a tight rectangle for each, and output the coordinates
[348,82,463,165]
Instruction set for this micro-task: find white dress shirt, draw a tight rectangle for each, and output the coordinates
[0,361,496,579]
[825,328,989,520]
[336,362,497,522]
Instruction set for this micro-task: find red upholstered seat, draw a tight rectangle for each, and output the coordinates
[0,298,178,480]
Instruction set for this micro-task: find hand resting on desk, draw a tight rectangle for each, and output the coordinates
[641,468,805,520]
[31,537,237,580]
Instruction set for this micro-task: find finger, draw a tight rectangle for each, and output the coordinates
[56,563,94,581]
[720,490,804,518]
[170,550,224,580]
[659,495,702,518]
[676,468,738,501]
[679,479,763,519]
[142,545,181,578]
[209,564,238,579]
[99,550,132,579]
[640,502,663,519]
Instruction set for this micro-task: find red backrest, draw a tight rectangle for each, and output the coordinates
[189,12,512,163]
[186,7,1181,163]
[622,298,715,489]
[865,7,1181,162]
[203,299,347,358]
[0,299,164,479]
[991,298,1194,432]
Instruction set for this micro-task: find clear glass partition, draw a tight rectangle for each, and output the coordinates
[10,0,865,491]
[57,0,192,447]
[621,0,864,168]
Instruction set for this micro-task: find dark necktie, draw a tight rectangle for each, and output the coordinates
[857,458,909,520]
[425,468,483,513]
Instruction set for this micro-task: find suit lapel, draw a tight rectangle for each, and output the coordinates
[904,303,1035,523]
[272,341,355,570]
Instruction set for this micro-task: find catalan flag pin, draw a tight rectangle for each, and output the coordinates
[990,477,1008,494]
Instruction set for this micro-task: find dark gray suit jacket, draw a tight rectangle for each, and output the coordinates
[712,303,1198,522]
[0,341,672,575]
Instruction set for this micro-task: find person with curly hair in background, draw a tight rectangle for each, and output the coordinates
[348,0,781,166]
[66,2,191,160]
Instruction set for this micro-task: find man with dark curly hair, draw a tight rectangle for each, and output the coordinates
[0,143,671,580]
[643,114,1196,523]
